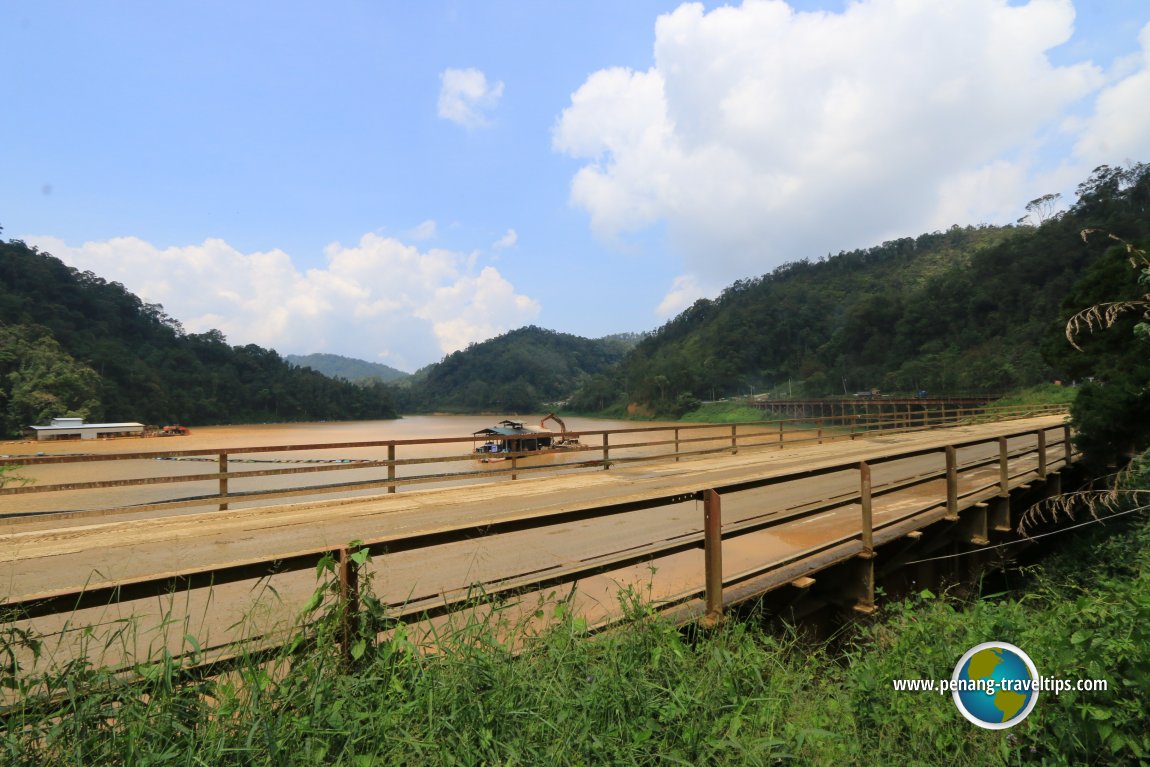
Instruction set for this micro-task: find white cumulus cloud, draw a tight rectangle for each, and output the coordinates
[438,67,505,128]
[554,0,1106,289]
[656,274,707,318]
[29,233,540,372]
[492,228,518,250]
[1072,20,1150,166]
[405,219,438,241]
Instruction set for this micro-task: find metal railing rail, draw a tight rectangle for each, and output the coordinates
[1,403,1068,519]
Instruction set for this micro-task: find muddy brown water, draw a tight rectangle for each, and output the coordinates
[0,414,737,670]
[2,415,734,516]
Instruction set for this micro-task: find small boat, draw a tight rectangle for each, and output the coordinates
[472,415,581,462]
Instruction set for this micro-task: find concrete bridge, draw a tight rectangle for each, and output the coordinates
[1,411,1078,671]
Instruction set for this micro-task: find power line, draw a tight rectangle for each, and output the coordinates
[901,501,1150,568]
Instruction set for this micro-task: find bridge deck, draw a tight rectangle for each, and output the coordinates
[1,415,1069,665]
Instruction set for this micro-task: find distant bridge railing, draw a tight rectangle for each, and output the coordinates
[0,402,1068,520]
[753,395,995,421]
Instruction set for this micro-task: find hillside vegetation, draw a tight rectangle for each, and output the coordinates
[286,353,410,384]
[3,164,1146,439]
[0,238,397,436]
[570,163,1150,418]
[392,326,637,413]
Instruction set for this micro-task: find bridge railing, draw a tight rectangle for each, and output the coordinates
[3,420,1076,677]
[0,402,1067,520]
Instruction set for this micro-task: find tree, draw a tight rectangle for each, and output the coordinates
[1059,232,1150,468]
[0,324,102,435]
[0,240,398,428]
[1017,193,1064,227]
[1064,231,1150,351]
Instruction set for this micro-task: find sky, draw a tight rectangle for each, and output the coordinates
[3,0,1150,372]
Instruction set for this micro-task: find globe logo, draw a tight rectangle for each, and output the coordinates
[952,642,1039,729]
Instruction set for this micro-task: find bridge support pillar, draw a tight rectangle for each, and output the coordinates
[849,553,876,615]
[990,497,1012,533]
[960,503,990,545]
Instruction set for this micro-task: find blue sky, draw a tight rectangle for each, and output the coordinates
[3,0,1149,371]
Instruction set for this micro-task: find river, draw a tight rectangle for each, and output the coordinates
[2,414,705,517]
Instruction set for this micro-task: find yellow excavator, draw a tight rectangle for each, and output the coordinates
[541,413,581,449]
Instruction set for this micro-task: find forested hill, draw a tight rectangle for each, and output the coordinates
[0,238,397,436]
[393,326,637,413]
[286,353,409,384]
[570,163,1150,416]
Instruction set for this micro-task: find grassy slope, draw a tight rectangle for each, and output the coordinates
[991,383,1080,408]
[678,401,768,423]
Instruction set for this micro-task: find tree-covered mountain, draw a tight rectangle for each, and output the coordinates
[0,237,397,435]
[394,326,634,414]
[570,163,1150,417]
[286,353,410,384]
[5,163,1146,433]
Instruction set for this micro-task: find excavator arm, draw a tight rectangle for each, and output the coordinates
[540,412,567,434]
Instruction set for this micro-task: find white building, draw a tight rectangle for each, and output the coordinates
[29,417,145,441]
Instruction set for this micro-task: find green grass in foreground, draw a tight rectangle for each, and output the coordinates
[4,462,1150,766]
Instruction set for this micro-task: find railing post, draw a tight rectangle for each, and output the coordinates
[998,436,1010,497]
[602,433,610,469]
[730,424,738,454]
[778,421,785,448]
[387,444,396,493]
[945,445,958,520]
[674,427,681,462]
[859,461,874,553]
[1037,430,1047,479]
[338,546,361,665]
[702,489,724,627]
[511,454,519,481]
[1064,424,1072,465]
[218,452,229,511]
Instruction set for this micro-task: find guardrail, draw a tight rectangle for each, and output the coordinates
[3,418,1075,673]
[0,403,1067,519]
